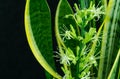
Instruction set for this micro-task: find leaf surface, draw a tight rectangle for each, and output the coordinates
[24,0,61,78]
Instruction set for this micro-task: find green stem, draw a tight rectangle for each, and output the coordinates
[86,19,105,58]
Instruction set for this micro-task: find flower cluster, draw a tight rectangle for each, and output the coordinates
[74,3,104,28]
[56,2,104,79]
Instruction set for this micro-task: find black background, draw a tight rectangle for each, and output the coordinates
[0,0,77,79]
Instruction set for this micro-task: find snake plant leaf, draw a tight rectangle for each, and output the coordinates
[55,0,78,77]
[55,0,73,43]
[105,0,120,77]
[107,49,120,79]
[24,0,61,78]
[55,0,77,51]
[78,0,86,9]
[98,0,120,78]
